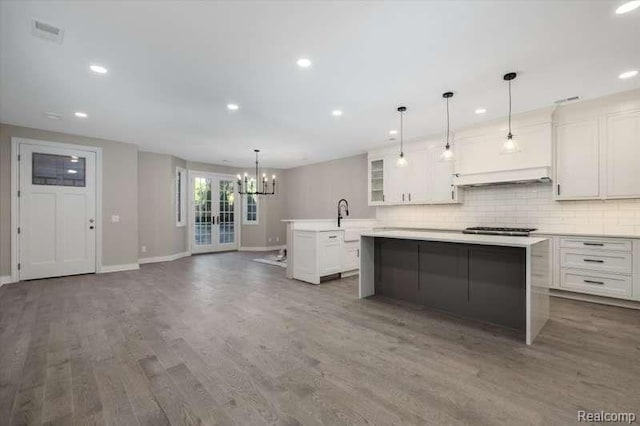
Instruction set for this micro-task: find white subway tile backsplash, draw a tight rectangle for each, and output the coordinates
[376,183,640,235]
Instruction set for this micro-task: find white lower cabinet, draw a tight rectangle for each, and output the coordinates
[319,233,342,275]
[342,241,360,272]
[292,230,363,284]
[560,270,632,299]
[545,235,638,302]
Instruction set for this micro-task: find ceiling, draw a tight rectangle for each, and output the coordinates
[1,1,639,169]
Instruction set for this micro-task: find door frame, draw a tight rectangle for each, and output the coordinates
[187,170,241,254]
[10,137,103,283]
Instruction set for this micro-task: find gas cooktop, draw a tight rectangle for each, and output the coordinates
[462,227,537,236]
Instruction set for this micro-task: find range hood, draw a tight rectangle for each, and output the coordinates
[452,166,551,187]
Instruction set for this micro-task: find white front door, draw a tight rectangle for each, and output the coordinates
[19,143,97,280]
[190,173,239,253]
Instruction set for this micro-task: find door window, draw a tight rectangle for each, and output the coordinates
[32,153,86,187]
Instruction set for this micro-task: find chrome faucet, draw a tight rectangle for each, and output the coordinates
[337,199,349,228]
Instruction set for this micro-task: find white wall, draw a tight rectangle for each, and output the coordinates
[377,182,640,235]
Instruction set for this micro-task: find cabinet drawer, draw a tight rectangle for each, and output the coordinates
[560,237,631,252]
[319,232,342,243]
[560,249,632,274]
[560,270,632,299]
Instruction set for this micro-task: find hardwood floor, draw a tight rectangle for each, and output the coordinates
[1,251,639,425]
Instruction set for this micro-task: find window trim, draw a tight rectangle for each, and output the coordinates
[242,179,259,225]
[176,167,187,227]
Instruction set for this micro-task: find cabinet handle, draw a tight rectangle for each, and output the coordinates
[584,279,605,285]
[402,193,405,202]
[451,190,454,200]
[328,236,337,239]
[382,194,385,202]
[357,249,360,257]
[583,242,604,246]
[557,184,561,196]
[583,259,604,263]
[408,193,411,202]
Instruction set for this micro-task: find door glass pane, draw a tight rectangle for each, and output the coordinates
[219,180,235,244]
[194,177,212,245]
[33,153,86,187]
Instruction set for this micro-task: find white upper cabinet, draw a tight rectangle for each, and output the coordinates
[553,89,640,201]
[554,119,600,200]
[606,110,640,199]
[368,158,385,205]
[368,142,459,206]
[406,148,430,203]
[427,144,458,203]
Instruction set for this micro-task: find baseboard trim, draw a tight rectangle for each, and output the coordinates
[239,245,285,252]
[0,276,12,287]
[99,263,140,273]
[139,252,189,265]
[550,289,640,310]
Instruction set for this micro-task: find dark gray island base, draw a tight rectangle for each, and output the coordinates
[359,230,551,344]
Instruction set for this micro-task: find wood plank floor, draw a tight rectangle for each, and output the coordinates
[1,251,639,425]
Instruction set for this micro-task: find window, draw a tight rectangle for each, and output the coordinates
[243,179,259,225]
[32,153,86,187]
[176,167,187,227]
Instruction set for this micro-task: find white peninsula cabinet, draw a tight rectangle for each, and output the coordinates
[368,141,460,206]
[284,219,377,285]
[554,91,640,200]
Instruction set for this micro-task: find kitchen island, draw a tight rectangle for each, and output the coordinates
[359,230,551,344]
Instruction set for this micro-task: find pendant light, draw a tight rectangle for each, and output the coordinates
[502,72,520,154]
[440,92,454,161]
[396,106,408,167]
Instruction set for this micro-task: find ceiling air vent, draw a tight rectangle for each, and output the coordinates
[554,96,580,105]
[31,19,64,44]
[44,112,63,120]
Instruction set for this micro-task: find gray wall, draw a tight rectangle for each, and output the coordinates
[0,123,139,274]
[138,151,187,259]
[283,153,375,220]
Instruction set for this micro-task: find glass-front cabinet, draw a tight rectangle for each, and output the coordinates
[369,158,385,205]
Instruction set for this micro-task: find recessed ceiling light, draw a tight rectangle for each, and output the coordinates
[297,58,312,68]
[67,169,78,174]
[388,130,398,135]
[475,108,487,114]
[332,109,343,117]
[89,64,108,74]
[616,1,640,14]
[227,103,239,111]
[74,111,88,118]
[619,70,638,79]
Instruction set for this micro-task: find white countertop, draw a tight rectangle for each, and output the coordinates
[376,226,640,239]
[361,230,547,247]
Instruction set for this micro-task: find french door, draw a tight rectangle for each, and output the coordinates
[190,173,239,253]
[19,142,97,280]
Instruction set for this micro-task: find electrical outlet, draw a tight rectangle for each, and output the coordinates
[111,215,120,223]
[141,245,146,253]
[276,236,280,243]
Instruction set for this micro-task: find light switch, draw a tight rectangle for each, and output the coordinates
[111,215,120,223]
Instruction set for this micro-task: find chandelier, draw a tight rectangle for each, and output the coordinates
[237,149,276,195]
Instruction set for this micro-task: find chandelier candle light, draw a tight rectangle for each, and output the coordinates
[396,106,408,167]
[237,149,276,195]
